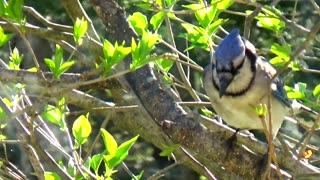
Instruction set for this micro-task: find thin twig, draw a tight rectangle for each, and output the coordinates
[161,0,201,102]
[121,162,138,180]
[180,147,217,180]
[300,68,320,74]
[309,0,320,15]
[244,7,262,39]
[177,101,211,107]
[147,161,182,180]
[23,6,73,32]
[290,0,299,22]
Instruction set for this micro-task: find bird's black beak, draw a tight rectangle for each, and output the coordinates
[219,74,233,98]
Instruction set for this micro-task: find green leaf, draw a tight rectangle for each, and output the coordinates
[45,44,74,78]
[91,153,104,173]
[252,7,285,32]
[0,124,6,129]
[165,0,174,6]
[7,0,24,23]
[10,47,23,65]
[41,104,65,130]
[66,162,76,177]
[0,134,6,140]
[141,32,158,53]
[2,98,13,107]
[270,43,291,61]
[41,105,61,125]
[44,58,56,73]
[131,38,138,64]
[159,144,180,157]
[100,128,117,156]
[57,98,66,113]
[115,135,139,161]
[113,43,131,63]
[0,27,14,47]
[286,90,304,99]
[134,0,162,11]
[54,44,63,68]
[84,156,91,169]
[0,106,8,121]
[208,19,228,36]
[297,82,307,94]
[155,58,174,73]
[201,108,215,117]
[134,3,154,11]
[102,39,131,75]
[269,56,286,66]
[167,11,177,20]
[184,3,216,28]
[27,67,37,72]
[103,39,114,60]
[133,170,144,180]
[74,17,88,46]
[217,0,233,10]
[150,12,165,31]
[257,17,284,31]
[180,23,208,49]
[72,114,92,148]
[0,0,6,16]
[44,172,61,180]
[255,103,268,118]
[57,61,75,75]
[130,32,159,71]
[9,47,23,70]
[313,84,320,98]
[107,135,139,170]
[181,23,202,35]
[128,12,148,35]
[288,60,301,71]
[270,43,291,67]
[285,83,306,99]
[102,161,117,178]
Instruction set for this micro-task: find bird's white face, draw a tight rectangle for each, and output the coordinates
[213,50,256,97]
[224,56,255,95]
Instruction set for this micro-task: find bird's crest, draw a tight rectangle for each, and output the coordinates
[215,29,245,67]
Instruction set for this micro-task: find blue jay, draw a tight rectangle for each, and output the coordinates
[203,29,292,137]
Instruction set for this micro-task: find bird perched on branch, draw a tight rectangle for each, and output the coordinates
[203,29,292,138]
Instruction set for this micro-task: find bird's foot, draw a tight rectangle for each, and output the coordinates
[256,149,272,179]
[225,129,240,157]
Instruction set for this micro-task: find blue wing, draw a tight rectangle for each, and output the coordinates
[271,78,292,108]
